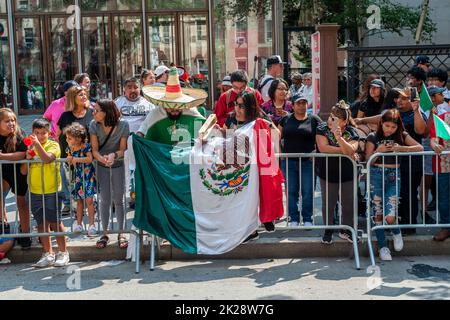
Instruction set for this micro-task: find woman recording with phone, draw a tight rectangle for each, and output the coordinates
[365,109,423,261]
[316,101,360,244]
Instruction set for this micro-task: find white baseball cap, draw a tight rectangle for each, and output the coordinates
[155,65,170,78]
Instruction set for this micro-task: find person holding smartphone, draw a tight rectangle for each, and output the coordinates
[316,101,360,244]
[366,109,423,261]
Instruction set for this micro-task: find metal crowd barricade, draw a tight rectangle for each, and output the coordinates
[366,151,450,266]
[141,153,361,272]
[0,158,138,267]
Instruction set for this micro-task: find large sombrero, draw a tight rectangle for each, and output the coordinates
[142,67,208,110]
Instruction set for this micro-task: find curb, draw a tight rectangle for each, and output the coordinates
[6,233,450,264]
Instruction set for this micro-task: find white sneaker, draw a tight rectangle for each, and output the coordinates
[72,222,83,233]
[33,252,55,268]
[54,251,70,267]
[303,222,313,227]
[379,247,392,261]
[392,232,404,252]
[87,224,98,237]
[288,222,299,227]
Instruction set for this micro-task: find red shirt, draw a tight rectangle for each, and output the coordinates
[429,111,450,173]
[214,88,264,127]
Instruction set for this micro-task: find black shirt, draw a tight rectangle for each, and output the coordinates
[359,98,383,117]
[279,114,322,154]
[399,109,427,171]
[57,109,94,158]
[316,122,360,183]
[366,131,409,165]
[0,133,27,175]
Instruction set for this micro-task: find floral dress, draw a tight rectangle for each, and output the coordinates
[70,143,97,200]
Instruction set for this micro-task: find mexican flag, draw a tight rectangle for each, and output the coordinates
[420,86,434,112]
[132,119,284,255]
[433,114,450,140]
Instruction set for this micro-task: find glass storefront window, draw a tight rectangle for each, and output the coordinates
[0,0,6,13]
[15,0,74,12]
[15,18,45,114]
[48,17,78,101]
[148,15,176,69]
[0,17,11,108]
[82,16,113,100]
[180,14,208,92]
[81,0,142,11]
[214,4,273,100]
[114,16,143,95]
[148,0,206,10]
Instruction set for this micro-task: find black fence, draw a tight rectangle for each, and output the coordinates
[346,44,450,102]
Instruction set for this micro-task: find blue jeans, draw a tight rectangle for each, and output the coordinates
[370,167,401,248]
[282,159,314,223]
[438,173,450,230]
[59,164,70,206]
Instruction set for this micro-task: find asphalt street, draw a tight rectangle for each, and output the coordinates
[1,256,449,300]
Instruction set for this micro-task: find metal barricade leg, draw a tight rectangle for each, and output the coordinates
[135,229,141,274]
[150,234,156,271]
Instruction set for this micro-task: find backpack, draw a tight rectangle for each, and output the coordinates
[257,76,274,92]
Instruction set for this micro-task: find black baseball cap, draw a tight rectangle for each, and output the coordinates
[63,80,78,93]
[416,55,430,65]
[267,55,287,67]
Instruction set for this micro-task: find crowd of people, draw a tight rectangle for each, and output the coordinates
[1,54,450,266]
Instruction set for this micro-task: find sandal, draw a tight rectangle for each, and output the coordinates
[118,235,128,249]
[96,235,109,249]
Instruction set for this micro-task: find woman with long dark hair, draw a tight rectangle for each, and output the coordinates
[90,99,130,249]
[365,109,422,261]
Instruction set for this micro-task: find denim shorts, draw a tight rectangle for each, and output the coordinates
[31,193,61,225]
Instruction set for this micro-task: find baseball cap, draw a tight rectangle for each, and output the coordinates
[370,79,385,90]
[416,55,430,65]
[267,55,287,67]
[155,65,170,78]
[398,87,412,98]
[292,93,308,103]
[63,80,78,93]
[291,73,302,80]
[222,76,232,87]
[427,85,446,96]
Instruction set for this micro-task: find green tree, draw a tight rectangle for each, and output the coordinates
[216,0,437,46]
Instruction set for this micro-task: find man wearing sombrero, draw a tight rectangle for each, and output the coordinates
[137,67,207,145]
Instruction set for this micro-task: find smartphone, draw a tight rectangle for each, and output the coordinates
[384,140,394,147]
[410,87,418,102]
[331,116,339,130]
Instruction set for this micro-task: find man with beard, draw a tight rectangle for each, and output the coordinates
[115,78,155,208]
[137,68,206,146]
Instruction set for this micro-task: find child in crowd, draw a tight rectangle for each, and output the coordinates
[365,109,423,261]
[21,118,69,267]
[0,236,14,264]
[64,123,97,236]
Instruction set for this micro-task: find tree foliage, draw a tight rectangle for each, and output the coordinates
[216,0,437,45]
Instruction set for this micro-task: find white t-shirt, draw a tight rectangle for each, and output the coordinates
[259,75,274,102]
[114,96,155,133]
[114,95,156,181]
[299,85,313,106]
